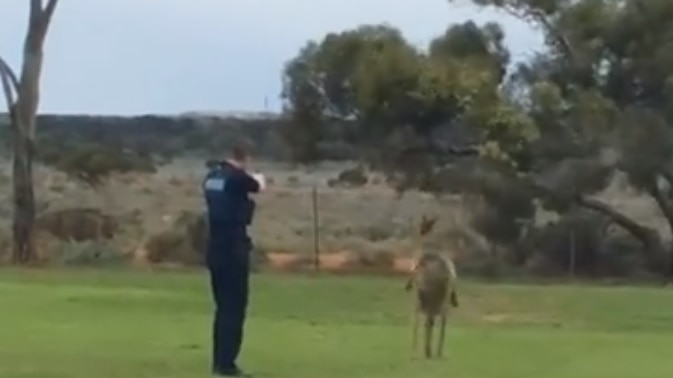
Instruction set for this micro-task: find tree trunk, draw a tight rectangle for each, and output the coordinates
[0,0,59,264]
[576,196,666,270]
[9,42,45,264]
[10,112,36,263]
[648,182,673,278]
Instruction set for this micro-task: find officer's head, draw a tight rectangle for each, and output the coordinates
[226,142,251,169]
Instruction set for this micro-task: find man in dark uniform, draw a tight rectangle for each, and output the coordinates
[202,145,263,377]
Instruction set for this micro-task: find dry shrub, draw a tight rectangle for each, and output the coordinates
[143,211,206,265]
[267,252,313,271]
[268,250,396,272]
[145,211,267,270]
[329,166,368,188]
[355,249,395,270]
[174,211,208,253]
[36,208,118,241]
[360,224,396,242]
[119,208,144,226]
[183,186,198,196]
[287,176,299,185]
[168,176,184,187]
[0,172,9,186]
[51,143,156,186]
[144,211,267,269]
[48,183,66,193]
[117,173,138,185]
[144,229,202,265]
[0,229,9,264]
[46,240,125,266]
[316,252,352,270]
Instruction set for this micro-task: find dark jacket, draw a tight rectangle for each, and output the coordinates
[202,161,260,235]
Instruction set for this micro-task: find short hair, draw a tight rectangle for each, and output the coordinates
[230,140,251,161]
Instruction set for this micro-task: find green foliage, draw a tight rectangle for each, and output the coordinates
[451,0,673,275]
[616,108,673,190]
[429,21,510,82]
[281,0,673,277]
[280,22,526,166]
[49,143,156,187]
[280,42,325,162]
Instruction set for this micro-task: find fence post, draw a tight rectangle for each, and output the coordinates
[311,185,320,272]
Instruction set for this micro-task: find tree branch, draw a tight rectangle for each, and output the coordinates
[498,3,577,68]
[0,56,19,113]
[25,0,59,51]
[449,1,576,67]
[661,170,673,187]
[41,0,60,30]
[0,70,15,113]
[576,195,660,252]
[0,56,20,94]
[30,0,42,25]
[649,180,673,232]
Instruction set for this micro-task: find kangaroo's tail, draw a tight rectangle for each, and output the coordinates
[450,289,459,308]
[446,258,459,308]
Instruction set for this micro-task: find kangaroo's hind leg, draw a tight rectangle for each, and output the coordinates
[436,303,448,358]
[424,314,435,358]
[411,299,420,358]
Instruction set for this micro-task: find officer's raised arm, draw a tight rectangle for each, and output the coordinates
[220,142,262,193]
[251,172,266,192]
[239,171,262,193]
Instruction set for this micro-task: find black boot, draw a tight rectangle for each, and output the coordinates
[214,366,252,377]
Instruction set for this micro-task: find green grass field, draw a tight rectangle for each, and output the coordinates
[0,268,672,378]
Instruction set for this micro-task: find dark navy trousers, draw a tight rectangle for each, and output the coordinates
[206,230,251,373]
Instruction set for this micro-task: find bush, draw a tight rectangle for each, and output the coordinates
[360,224,396,242]
[457,248,511,279]
[331,166,368,188]
[173,211,208,254]
[144,211,267,270]
[355,250,395,270]
[521,210,646,278]
[36,208,118,241]
[250,245,269,272]
[46,143,156,187]
[144,229,201,265]
[47,240,125,267]
[597,234,647,277]
[0,229,9,264]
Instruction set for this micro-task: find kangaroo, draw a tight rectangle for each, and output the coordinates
[405,215,459,359]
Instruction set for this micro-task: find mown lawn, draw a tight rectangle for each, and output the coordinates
[0,268,671,378]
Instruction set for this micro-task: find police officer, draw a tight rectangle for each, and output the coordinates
[202,144,263,377]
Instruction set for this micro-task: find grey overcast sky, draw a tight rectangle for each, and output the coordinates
[0,0,543,116]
